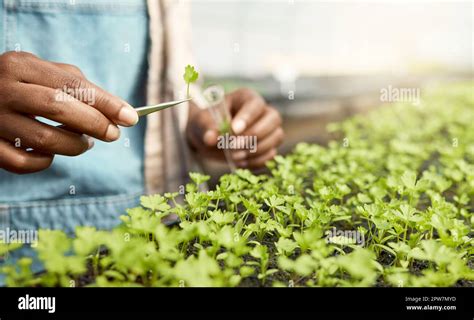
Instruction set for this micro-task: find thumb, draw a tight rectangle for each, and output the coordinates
[203,129,219,147]
[190,110,219,147]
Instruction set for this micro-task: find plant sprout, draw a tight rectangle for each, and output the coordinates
[183,65,199,98]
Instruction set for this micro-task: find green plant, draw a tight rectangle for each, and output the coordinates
[219,119,231,135]
[183,65,199,98]
[1,82,473,287]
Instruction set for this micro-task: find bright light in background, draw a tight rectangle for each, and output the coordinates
[190,0,472,77]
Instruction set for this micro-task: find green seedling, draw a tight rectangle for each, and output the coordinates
[183,65,199,98]
[2,82,473,287]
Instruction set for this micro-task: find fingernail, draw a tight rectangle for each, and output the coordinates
[232,119,246,134]
[105,124,120,141]
[232,150,247,160]
[118,103,139,126]
[204,130,216,146]
[87,137,95,150]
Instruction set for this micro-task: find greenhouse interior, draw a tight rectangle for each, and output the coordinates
[0,0,472,316]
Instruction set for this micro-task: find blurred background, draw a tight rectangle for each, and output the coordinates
[188,0,473,177]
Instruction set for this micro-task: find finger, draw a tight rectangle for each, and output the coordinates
[56,124,95,150]
[0,113,92,156]
[241,107,282,141]
[188,126,219,150]
[0,138,54,174]
[236,148,277,169]
[187,109,220,147]
[9,82,120,142]
[6,53,138,126]
[51,62,86,78]
[227,89,266,135]
[248,127,284,158]
[227,88,263,114]
[232,128,284,161]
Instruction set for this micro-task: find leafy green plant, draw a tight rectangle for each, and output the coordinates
[1,82,473,287]
[183,65,199,98]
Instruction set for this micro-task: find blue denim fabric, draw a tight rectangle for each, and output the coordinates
[0,0,150,284]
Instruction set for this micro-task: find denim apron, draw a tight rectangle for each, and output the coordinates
[0,0,149,284]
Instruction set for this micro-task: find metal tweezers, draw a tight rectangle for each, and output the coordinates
[134,98,191,117]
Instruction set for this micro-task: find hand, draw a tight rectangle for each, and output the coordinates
[0,51,139,174]
[186,88,284,169]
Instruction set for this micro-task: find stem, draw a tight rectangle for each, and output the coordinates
[403,221,408,242]
[94,247,100,277]
[242,210,250,225]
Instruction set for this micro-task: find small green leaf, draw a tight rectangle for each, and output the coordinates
[183,65,199,97]
[140,195,171,212]
[401,171,417,190]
